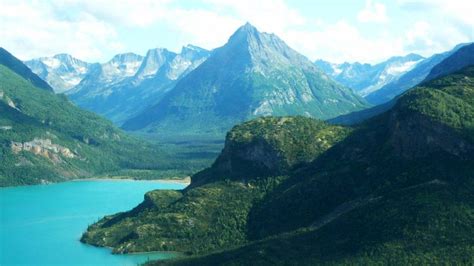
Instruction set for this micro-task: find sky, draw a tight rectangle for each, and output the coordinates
[1,0,473,64]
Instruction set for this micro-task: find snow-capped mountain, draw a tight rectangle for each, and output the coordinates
[365,43,470,105]
[83,52,144,86]
[25,54,91,93]
[67,46,210,123]
[315,54,424,97]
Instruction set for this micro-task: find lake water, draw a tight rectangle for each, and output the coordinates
[0,180,187,266]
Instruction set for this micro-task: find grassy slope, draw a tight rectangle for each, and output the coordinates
[151,67,474,265]
[81,117,350,255]
[0,64,171,186]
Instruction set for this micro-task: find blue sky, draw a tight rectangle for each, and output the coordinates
[1,0,473,64]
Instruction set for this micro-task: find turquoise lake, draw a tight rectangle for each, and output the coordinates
[0,180,187,266]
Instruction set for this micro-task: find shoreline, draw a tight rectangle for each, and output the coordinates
[70,176,191,185]
[1,176,191,189]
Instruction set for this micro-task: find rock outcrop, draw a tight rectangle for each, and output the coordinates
[11,138,76,163]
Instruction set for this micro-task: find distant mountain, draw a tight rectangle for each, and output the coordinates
[365,43,468,105]
[315,53,424,96]
[0,48,165,186]
[69,52,144,94]
[0,48,53,92]
[25,54,91,93]
[423,43,474,82]
[122,23,369,137]
[67,46,209,123]
[328,43,474,126]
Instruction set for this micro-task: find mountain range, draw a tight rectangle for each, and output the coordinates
[315,53,424,96]
[121,23,368,137]
[67,46,210,123]
[363,43,469,104]
[25,30,470,137]
[316,43,470,106]
[0,48,169,186]
[25,54,92,93]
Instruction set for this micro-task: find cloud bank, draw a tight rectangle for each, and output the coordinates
[1,0,472,63]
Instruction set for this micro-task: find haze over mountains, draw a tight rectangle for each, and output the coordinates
[363,43,469,104]
[0,48,166,186]
[121,23,368,136]
[23,24,471,138]
[25,54,92,93]
[315,53,424,97]
[68,46,210,123]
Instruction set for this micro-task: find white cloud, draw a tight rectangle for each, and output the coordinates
[54,0,171,27]
[169,0,307,50]
[403,20,470,56]
[163,9,241,50]
[0,0,123,61]
[1,0,472,64]
[357,0,389,23]
[283,20,405,63]
[398,0,474,33]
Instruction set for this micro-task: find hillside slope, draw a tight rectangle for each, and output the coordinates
[81,117,350,254]
[0,48,53,92]
[423,43,474,82]
[0,50,168,186]
[155,66,474,265]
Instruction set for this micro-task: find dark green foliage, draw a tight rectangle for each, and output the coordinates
[87,67,474,265]
[149,67,474,265]
[0,47,53,91]
[247,67,474,239]
[423,43,474,82]
[158,182,474,266]
[82,116,347,255]
[190,117,350,187]
[0,62,168,186]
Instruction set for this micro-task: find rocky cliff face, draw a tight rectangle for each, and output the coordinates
[122,23,368,137]
[11,138,76,164]
[25,54,92,93]
[389,111,474,159]
[67,46,209,124]
[80,116,351,255]
[190,116,351,187]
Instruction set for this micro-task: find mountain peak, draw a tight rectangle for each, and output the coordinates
[109,52,143,64]
[53,53,74,60]
[233,22,260,36]
[181,44,207,53]
[240,22,258,32]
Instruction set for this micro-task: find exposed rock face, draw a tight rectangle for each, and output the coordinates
[24,54,92,93]
[215,135,283,176]
[11,138,76,163]
[121,23,368,136]
[389,112,474,159]
[189,116,350,188]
